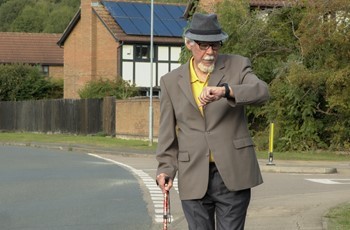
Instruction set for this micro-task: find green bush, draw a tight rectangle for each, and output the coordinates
[78,79,139,99]
[46,78,63,99]
[0,63,63,101]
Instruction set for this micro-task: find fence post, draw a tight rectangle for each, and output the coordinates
[102,97,116,136]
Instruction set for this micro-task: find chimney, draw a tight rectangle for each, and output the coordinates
[79,0,99,85]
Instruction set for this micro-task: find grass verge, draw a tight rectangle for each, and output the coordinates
[0,132,157,150]
[325,202,350,230]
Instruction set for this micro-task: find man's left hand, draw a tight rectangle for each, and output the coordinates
[198,86,225,106]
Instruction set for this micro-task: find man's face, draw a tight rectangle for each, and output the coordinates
[186,40,222,74]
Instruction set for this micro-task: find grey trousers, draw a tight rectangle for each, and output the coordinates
[181,163,251,230]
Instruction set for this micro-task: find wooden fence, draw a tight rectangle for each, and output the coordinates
[0,97,115,135]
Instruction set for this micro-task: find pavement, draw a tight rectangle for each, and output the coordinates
[2,141,350,230]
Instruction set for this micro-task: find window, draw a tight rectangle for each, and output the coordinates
[135,45,150,61]
[42,65,49,76]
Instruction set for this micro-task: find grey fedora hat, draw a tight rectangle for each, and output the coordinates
[184,13,228,42]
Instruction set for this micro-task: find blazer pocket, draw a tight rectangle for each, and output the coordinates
[178,152,190,162]
[233,137,254,149]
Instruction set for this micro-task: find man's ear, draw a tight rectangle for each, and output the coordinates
[185,41,192,50]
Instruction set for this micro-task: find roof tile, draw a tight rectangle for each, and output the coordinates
[0,32,63,65]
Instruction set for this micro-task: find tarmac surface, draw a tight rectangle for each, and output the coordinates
[2,142,350,230]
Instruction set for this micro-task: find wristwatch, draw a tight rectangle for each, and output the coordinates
[219,83,231,98]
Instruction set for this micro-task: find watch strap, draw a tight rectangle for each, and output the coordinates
[219,83,230,98]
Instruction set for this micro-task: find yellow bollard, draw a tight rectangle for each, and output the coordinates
[267,122,275,166]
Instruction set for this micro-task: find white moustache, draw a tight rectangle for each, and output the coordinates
[203,56,214,61]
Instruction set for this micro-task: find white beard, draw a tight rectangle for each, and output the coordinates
[198,55,215,73]
[198,62,215,73]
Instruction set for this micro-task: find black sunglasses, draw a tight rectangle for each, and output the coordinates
[194,41,223,51]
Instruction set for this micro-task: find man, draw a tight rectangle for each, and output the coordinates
[156,13,269,230]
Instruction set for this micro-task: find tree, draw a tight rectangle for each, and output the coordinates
[59,0,80,8]
[0,0,80,33]
[0,0,32,31]
[217,0,303,83]
[10,0,67,32]
[276,0,350,150]
[44,5,75,33]
[11,3,48,32]
[0,0,8,6]
[215,0,304,148]
[214,0,350,151]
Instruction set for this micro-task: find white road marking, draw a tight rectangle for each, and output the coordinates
[87,153,178,223]
[306,179,350,184]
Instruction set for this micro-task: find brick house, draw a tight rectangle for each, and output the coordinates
[58,0,187,99]
[0,32,63,79]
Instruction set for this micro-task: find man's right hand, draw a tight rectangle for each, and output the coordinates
[156,173,173,193]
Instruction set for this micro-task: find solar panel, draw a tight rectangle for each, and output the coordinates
[119,2,143,18]
[162,19,184,37]
[103,2,126,17]
[153,19,172,36]
[115,18,140,35]
[154,5,172,20]
[132,18,150,35]
[102,1,187,37]
[164,5,185,19]
[133,3,151,19]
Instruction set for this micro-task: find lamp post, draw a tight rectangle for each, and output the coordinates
[149,0,154,146]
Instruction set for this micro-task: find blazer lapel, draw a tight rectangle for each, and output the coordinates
[177,62,200,111]
[208,55,225,87]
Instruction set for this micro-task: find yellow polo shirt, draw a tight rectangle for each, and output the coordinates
[189,57,215,162]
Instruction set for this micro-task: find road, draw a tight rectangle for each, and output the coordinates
[248,172,350,230]
[96,153,350,230]
[0,146,152,230]
[1,145,350,230]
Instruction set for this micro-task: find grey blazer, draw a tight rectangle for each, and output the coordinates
[156,54,270,200]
